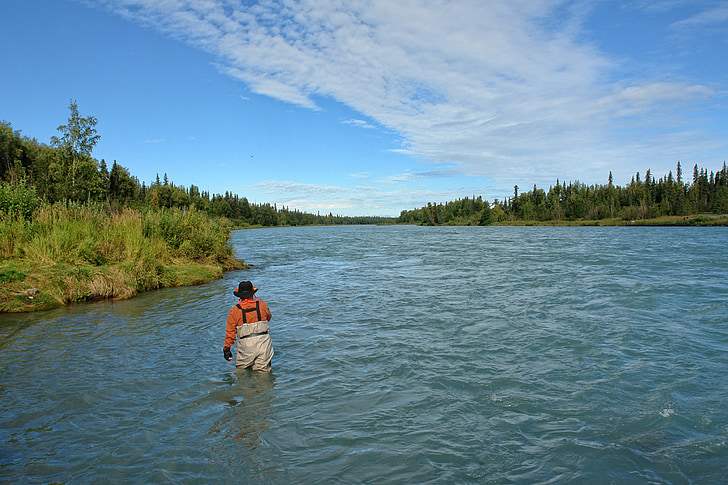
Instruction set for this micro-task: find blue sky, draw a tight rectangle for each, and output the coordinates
[1,0,727,215]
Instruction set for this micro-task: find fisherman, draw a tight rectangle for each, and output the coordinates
[223,281,274,372]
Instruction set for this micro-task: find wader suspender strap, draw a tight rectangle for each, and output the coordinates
[236,301,262,324]
[235,301,268,339]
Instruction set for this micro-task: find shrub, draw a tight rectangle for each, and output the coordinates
[0,180,41,220]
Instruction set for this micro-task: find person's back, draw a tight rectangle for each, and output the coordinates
[223,281,274,372]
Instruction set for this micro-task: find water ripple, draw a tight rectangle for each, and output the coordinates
[2,226,728,483]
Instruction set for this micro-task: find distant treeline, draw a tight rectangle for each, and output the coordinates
[0,102,393,226]
[399,162,728,225]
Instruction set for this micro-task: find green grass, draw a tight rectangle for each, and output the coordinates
[493,214,728,227]
[624,214,728,226]
[0,204,246,312]
[231,221,264,229]
[0,268,26,284]
[494,218,620,226]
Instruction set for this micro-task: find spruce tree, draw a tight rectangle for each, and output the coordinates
[479,202,493,226]
[99,159,110,200]
[676,161,682,184]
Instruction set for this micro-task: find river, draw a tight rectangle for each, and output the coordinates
[2,225,728,483]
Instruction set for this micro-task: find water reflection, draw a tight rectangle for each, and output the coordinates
[215,370,275,450]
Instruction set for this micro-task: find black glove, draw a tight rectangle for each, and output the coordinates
[223,347,232,361]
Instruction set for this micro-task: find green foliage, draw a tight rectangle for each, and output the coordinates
[0,268,25,283]
[141,207,235,263]
[400,196,488,226]
[47,100,102,202]
[490,204,507,222]
[0,180,41,219]
[478,203,493,226]
[400,163,728,225]
[49,100,100,157]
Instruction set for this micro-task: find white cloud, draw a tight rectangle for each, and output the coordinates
[593,82,714,117]
[672,3,728,27]
[342,118,375,129]
[224,66,319,109]
[101,0,724,199]
[385,168,459,183]
[629,0,697,13]
[255,180,348,195]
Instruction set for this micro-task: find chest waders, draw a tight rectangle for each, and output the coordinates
[235,301,273,371]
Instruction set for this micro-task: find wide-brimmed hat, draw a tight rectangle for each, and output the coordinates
[233,281,258,299]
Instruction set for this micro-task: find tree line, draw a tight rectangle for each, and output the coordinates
[399,162,728,225]
[0,101,393,226]
[6,101,726,227]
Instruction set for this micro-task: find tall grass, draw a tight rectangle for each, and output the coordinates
[0,203,244,311]
[2,204,238,265]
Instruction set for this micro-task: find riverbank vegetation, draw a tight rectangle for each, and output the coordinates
[399,163,728,226]
[0,195,244,312]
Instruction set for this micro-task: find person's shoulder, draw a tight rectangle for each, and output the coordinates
[257,298,270,308]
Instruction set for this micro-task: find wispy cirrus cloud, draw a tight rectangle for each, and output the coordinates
[672,2,728,28]
[99,0,724,196]
[628,0,697,13]
[255,180,348,195]
[342,118,375,129]
[385,168,460,183]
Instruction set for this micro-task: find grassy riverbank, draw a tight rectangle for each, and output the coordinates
[492,214,728,226]
[0,205,245,312]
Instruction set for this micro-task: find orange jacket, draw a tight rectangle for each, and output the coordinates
[224,298,272,348]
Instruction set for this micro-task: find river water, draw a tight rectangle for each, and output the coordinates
[2,226,728,483]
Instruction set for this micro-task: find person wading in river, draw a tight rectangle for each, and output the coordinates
[223,281,274,372]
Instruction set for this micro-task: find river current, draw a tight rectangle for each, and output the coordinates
[1,225,728,483]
